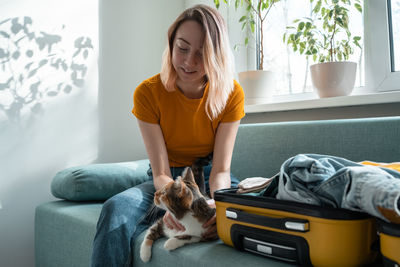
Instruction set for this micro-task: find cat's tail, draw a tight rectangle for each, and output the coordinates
[191,153,213,197]
[193,153,213,167]
[140,219,164,262]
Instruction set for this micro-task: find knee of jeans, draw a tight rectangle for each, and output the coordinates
[100,193,139,221]
[103,191,141,212]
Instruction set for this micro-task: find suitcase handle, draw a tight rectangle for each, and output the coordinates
[226,208,310,233]
[230,224,312,266]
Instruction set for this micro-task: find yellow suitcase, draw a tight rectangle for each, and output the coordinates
[377,219,400,266]
[215,189,378,267]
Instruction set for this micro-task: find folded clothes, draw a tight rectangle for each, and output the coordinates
[276,154,400,223]
[236,156,400,223]
[237,177,274,194]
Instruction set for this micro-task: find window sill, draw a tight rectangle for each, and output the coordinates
[244,91,400,114]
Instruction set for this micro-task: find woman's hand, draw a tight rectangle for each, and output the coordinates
[202,199,218,240]
[163,211,185,231]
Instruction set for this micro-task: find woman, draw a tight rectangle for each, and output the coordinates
[91,4,245,266]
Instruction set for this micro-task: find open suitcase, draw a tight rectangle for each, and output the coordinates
[215,188,378,267]
[377,219,400,266]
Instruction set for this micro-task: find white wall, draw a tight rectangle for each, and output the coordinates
[0,1,98,266]
[0,1,185,266]
[97,0,184,163]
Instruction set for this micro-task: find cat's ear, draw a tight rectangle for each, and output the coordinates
[173,176,183,189]
[174,176,192,200]
[182,167,195,184]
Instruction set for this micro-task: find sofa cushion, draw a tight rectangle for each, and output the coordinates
[35,201,290,267]
[51,160,150,201]
[35,201,103,267]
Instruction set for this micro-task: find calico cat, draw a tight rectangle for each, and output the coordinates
[139,167,215,262]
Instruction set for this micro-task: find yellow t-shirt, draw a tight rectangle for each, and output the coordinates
[132,74,245,167]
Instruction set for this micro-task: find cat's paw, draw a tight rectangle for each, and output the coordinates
[140,244,152,262]
[164,238,180,251]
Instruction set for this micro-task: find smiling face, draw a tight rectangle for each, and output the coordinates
[171,20,206,91]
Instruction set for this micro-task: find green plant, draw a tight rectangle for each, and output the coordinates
[283,0,362,63]
[214,0,280,70]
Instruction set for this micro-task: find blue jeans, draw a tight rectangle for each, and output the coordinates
[91,165,239,267]
[277,154,400,222]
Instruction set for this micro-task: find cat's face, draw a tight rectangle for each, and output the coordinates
[154,168,200,219]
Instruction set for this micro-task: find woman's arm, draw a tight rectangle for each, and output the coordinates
[136,119,173,190]
[202,120,241,239]
[137,119,185,231]
[209,120,241,198]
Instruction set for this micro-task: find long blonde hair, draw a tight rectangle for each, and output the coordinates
[160,4,235,120]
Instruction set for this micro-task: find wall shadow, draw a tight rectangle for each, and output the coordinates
[0,16,94,123]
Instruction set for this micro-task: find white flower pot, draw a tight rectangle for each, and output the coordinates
[310,61,357,98]
[238,70,275,105]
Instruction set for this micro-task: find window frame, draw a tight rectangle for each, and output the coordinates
[364,0,400,93]
[237,0,400,103]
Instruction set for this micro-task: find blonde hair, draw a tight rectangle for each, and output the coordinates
[160,4,235,120]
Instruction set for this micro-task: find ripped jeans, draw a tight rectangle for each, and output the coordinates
[276,154,400,223]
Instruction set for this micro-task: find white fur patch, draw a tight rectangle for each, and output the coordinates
[140,231,152,262]
[163,212,206,238]
[140,243,151,262]
[164,236,201,251]
[164,237,181,250]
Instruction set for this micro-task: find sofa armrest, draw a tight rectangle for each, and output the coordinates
[51,159,151,201]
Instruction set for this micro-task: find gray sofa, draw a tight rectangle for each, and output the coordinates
[35,116,400,267]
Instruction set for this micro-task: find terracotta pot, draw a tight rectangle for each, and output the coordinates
[310,61,357,98]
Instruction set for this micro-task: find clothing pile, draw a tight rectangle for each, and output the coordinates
[237,176,274,194]
[238,154,400,224]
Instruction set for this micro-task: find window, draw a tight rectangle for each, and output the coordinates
[257,0,363,96]
[365,0,400,92]
[389,0,400,72]
[242,0,400,99]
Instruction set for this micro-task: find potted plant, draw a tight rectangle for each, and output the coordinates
[283,0,362,98]
[214,0,280,104]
